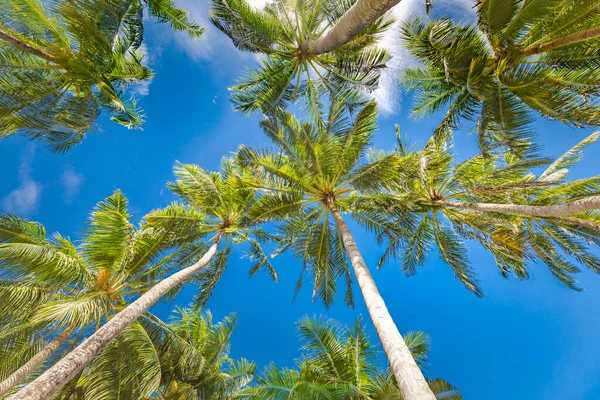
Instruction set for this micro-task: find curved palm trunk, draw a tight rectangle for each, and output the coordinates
[442,196,600,218]
[327,199,436,400]
[0,324,76,397]
[521,26,600,57]
[300,0,400,55]
[561,216,600,231]
[8,234,223,400]
[0,28,56,63]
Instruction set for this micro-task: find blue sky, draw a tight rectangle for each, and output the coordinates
[2,1,600,398]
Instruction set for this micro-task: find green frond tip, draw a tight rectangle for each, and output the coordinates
[145,0,204,38]
[539,131,600,182]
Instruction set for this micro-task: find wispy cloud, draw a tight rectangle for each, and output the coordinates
[60,167,85,204]
[131,43,153,96]
[374,0,476,115]
[2,145,42,215]
[132,79,152,96]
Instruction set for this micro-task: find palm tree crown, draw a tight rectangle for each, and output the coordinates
[238,100,398,306]
[401,0,600,155]
[0,0,201,151]
[151,308,256,399]
[371,130,600,294]
[210,0,392,116]
[247,315,461,399]
[0,190,182,396]
[146,158,280,308]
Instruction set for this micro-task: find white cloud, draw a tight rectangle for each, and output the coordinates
[2,145,42,215]
[373,0,476,115]
[132,79,152,96]
[131,43,153,96]
[60,167,85,204]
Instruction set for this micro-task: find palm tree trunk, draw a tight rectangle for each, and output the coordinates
[0,324,76,397]
[300,0,400,56]
[326,199,436,400]
[442,196,600,218]
[521,26,600,57]
[560,216,600,231]
[0,28,56,63]
[7,234,223,400]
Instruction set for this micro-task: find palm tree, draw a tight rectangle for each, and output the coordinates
[150,308,256,399]
[237,100,437,399]
[247,315,461,399]
[9,158,276,400]
[0,0,201,151]
[54,308,254,399]
[0,190,181,397]
[209,0,395,115]
[400,0,600,155]
[53,321,164,399]
[367,129,600,293]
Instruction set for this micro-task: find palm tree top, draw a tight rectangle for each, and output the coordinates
[369,130,600,295]
[151,307,256,399]
[238,100,383,211]
[210,0,392,115]
[247,315,461,399]
[0,190,195,398]
[166,159,259,233]
[400,1,600,155]
[235,101,411,308]
[145,157,279,309]
[0,190,181,328]
[0,0,202,151]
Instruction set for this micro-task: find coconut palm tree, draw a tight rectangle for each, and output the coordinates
[209,0,396,116]
[236,100,436,399]
[0,0,201,151]
[400,0,600,155]
[51,308,253,399]
[149,308,256,399]
[9,158,276,400]
[246,315,461,399]
[0,190,182,397]
[52,320,164,400]
[366,129,600,293]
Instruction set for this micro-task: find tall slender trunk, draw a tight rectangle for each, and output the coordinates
[0,324,76,397]
[8,234,223,400]
[0,28,56,63]
[520,26,600,57]
[300,0,400,56]
[327,199,436,400]
[442,196,600,218]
